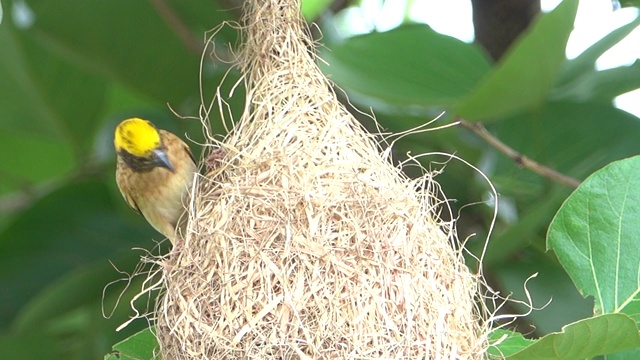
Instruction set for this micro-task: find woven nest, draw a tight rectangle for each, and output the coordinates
[154,0,489,358]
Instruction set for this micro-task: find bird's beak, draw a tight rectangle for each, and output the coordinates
[153,149,175,172]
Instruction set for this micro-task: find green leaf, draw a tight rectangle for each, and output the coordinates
[456,0,579,121]
[488,329,534,358]
[506,314,640,360]
[0,329,60,359]
[19,33,107,152]
[13,255,141,332]
[8,260,157,359]
[492,101,640,179]
[547,156,640,317]
[0,180,156,327]
[302,0,332,20]
[107,327,158,360]
[0,23,57,138]
[557,13,640,86]
[0,21,106,152]
[321,24,491,110]
[168,0,238,41]
[554,61,640,103]
[608,347,640,360]
[22,0,213,105]
[0,130,74,195]
[621,1,640,8]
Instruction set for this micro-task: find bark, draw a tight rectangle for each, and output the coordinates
[471,0,541,61]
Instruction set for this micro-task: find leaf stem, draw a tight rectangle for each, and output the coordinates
[457,118,581,189]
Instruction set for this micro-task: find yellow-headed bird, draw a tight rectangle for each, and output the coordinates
[114,118,197,244]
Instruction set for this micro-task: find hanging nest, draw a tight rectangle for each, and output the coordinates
[154,0,490,358]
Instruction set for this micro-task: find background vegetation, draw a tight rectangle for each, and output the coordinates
[1,0,639,358]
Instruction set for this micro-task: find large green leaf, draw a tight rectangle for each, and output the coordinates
[168,0,238,41]
[553,61,640,103]
[19,34,107,152]
[321,24,491,110]
[0,20,106,152]
[621,1,640,8]
[0,23,56,137]
[22,0,229,106]
[557,13,640,87]
[8,259,155,360]
[492,101,640,180]
[0,130,74,195]
[0,180,156,326]
[506,314,640,360]
[456,0,579,121]
[548,156,640,318]
[608,347,640,359]
[0,329,60,359]
[301,0,332,20]
[13,255,143,331]
[0,261,153,360]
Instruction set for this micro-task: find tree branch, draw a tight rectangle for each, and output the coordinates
[457,119,581,188]
[148,0,203,54]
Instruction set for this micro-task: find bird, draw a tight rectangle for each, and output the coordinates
[114,118,197,244]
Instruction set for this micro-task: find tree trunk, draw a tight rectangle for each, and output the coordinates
[471,0,541,61]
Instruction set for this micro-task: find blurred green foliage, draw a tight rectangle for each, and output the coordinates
[1,0,640,358]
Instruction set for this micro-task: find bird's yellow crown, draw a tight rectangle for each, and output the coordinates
[114,118,162,157]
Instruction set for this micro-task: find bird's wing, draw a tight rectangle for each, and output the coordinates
[159,129,197,168]
[116,160,144,217]
[124,192,143,217]
[184,142,196,165]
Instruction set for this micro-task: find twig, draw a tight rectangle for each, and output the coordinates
[0,191,33,213]
[457,118,581,189]
[148,0,203,54]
